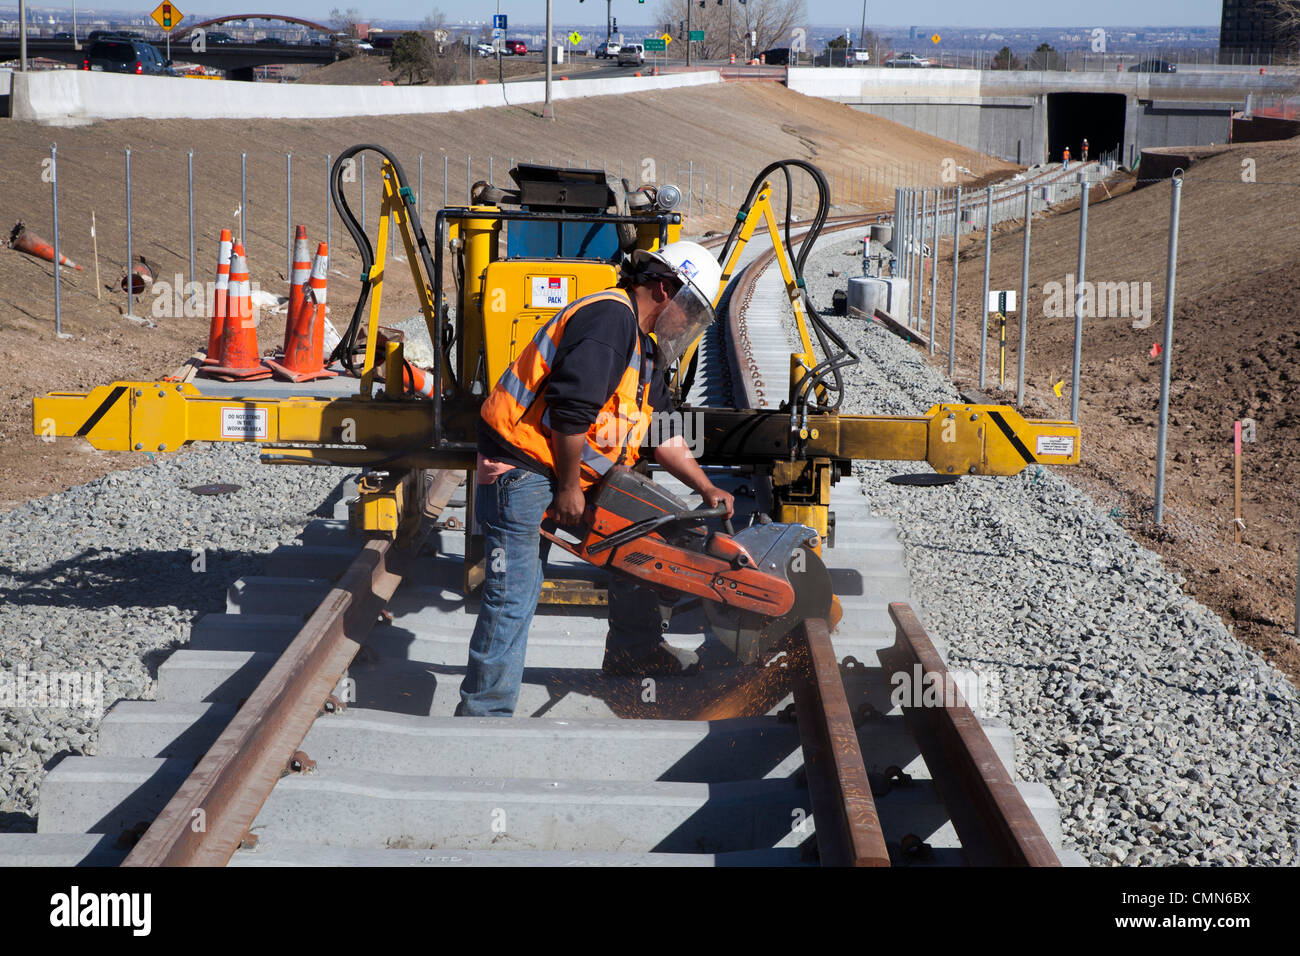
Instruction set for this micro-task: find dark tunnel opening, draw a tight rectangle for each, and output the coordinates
[1047,92,1126,164]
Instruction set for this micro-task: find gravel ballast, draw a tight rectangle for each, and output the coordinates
[0,443,352,832]
[803,229,1300,865]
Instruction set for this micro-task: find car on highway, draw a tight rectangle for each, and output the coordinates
[596,40,620,58]
[82,37,175,75]
[476,41,495,57]
[51,31,74,41]
[815,46,869,66]
[884,52,929,67]
[760,47,792,65]
[1129,59,1176,73]
[617,43,644,66]
[255,36,286,46]
[205,31,237,45]
[503,39,528,55]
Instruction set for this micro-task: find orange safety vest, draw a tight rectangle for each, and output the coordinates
[480,289,656,490]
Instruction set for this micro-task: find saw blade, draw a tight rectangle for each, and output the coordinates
[705,523,833,664]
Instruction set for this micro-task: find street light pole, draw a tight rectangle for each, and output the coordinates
[544,0,554,119]
[19,0,28,71]
[607,0,612,44]
[687,0,692,67]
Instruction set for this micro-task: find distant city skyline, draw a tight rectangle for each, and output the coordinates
[0,1,1225,29]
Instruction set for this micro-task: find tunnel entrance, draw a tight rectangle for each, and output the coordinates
[1047,92,1126,163]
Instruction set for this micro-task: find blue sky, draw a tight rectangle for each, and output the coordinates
[11,2,1225,28]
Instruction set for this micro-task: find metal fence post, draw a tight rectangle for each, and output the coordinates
[1017,184,1031,408]
[949,186,961,378]
[326,152,332,252]
[126,147,134,316]
[917,189,927,325]
[1071,181,1091,422]
[188,149,195,297]
[240,150,246,250]
[286,152,292,277]
[51,144,61,336]
[979,184,993,388]
[1153,173,1183,525]
[929,187,939,353]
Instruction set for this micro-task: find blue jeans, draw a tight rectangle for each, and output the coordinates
[457,468,554,717]
[457,467,668,716]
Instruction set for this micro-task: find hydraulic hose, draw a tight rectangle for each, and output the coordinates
[327,144,457,392]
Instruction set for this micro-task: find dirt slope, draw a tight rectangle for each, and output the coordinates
[927,139,1300,682]
[0,82,1011,511]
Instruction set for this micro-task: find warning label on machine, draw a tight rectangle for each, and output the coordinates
[221,407,269,439]
[529,276,570,309]
[1035,435,1075,457]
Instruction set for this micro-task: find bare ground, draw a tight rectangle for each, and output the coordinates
[924,139,1300,685]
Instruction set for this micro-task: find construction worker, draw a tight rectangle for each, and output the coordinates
[460,241,732,717]
[1062,146,1071,170]
[1081,138,1089,161]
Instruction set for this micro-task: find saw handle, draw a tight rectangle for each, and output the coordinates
[586,504,730,556]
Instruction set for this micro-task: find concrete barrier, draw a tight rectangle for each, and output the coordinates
[788,65,1300,101]
[9,68,723,125]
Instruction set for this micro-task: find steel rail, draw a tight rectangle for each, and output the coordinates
[790,618,891,866]
[123,471,463,866]
[880,603,1062,866]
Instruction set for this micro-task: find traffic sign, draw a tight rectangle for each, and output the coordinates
[568,31,583,45]
[492,28,504,40]
[931,33,941,43]
[689,30,704,42]
[644,37,666,51]
[988,290,1017,312]
[150,1,183,32]
[661,32,673,44]
[493,14,507,30]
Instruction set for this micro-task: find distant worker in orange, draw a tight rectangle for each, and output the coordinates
[1062,146,1071,170]
[1081,138,1089,161]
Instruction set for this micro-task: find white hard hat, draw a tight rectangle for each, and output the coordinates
[631,240,723,369]
[631,240,723,305]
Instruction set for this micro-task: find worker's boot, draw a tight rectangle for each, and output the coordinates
[603,576,699,676]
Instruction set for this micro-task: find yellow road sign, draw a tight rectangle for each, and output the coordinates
[151,1,183,32]
[569,31,582,45]
[931,33,941,43]
[661,32,673,44]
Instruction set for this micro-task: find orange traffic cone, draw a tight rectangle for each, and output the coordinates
[283,225,310,351]
[204,243,270,381]
[403,362,436,398]
[266,242,336,382]
[8,221,82,270]
[203,229,233,364]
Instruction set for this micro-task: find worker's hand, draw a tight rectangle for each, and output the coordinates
[701,484,735,520]
[553,484,587,527]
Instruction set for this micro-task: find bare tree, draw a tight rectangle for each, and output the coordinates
[329,7,362,37]
[654,0,806,61]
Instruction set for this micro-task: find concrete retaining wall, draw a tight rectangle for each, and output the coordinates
[789,67,1290,166]
[8,68,723,125]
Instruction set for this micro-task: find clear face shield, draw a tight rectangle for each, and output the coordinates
[649,274,716,370]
